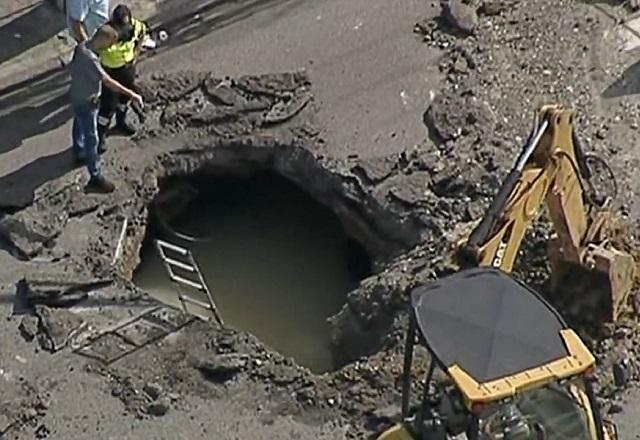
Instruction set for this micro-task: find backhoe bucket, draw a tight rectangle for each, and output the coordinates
[549,240,636,323]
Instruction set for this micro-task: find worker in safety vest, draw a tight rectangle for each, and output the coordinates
[97,4,148,152]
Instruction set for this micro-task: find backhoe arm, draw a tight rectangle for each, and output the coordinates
[460,106,588,271]
[458,105,635,322]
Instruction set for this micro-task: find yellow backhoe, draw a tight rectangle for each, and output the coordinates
[377,105,636,440]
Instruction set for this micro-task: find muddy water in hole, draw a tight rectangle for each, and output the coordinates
[133,173,370,373]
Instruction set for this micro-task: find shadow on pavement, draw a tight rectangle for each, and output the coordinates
[0,0,309,209]
[146,0,306,54]
[0,149,79,209]
[602,58,640,98]
[0,67,71,155]
[0,1,64,66]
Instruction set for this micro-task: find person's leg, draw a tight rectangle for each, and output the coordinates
[97,71,118,153]
[82,104,115,193]
[72,105,86,161]
[114,64,137,135]
[83,104,101,178]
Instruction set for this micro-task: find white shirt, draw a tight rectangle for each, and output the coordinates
[66,0,109,40]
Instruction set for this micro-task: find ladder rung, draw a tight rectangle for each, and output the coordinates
[171,275,204,291]
[164,257,195,272]
[181,296,213,310]
[156,240,188,255]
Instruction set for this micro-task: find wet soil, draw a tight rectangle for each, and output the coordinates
[3,0,640,438]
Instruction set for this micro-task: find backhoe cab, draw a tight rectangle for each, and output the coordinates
[378,268,618,440]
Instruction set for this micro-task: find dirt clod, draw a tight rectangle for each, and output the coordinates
[478,0,514,16]
[194,354,249,382]
[34,424,50,439]
[440,0,478,35]
[143,382,163,400]
[614,359,632,388]
[18,316,39,341]
[146,397,171,417]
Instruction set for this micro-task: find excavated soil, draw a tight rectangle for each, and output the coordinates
[4,0,640,438]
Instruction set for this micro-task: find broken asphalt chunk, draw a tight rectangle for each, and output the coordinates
[440,0,478,36]
[194,353,248,382]
[34,305,86,353]
[17,275,112,307]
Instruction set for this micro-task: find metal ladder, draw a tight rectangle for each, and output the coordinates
[155,239,224,327]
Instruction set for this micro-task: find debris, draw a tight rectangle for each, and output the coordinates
[194,354,248,382]
[143,382,163,400]
[17,275,112,307]
[452,56,469,74]
[34,424,50,439]
[34,305,85,353]
[34,400,49,416]
[263,89,313,124]
[204,82,241,106]
[111,217,128,266]
[351,156,398,184]
[372,405,401,421]
[19,315,40,341]
[613,358,632,387]
[608,403,623,414]
[296,386,317,404]
[146,397,171,416]
[478,0,513,16]
[0,413,10,433]
[440,0,478,35]
[424,92,494,142]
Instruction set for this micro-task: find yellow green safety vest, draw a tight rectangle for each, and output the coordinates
[99,18,147,69]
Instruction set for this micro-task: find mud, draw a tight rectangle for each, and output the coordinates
[0,69,432,438]
[3,0,640,438]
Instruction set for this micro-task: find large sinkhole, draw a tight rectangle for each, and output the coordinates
[133,171,373,373]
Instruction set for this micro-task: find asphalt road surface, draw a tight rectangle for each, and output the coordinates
[0,0,440,207]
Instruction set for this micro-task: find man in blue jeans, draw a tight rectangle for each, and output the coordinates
[69,25,143,193]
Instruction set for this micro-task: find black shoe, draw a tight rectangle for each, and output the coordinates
[85,175,116,194]
[98,139,107,154]
[114,120,137,136]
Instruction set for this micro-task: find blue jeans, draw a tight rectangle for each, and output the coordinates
[72,101,101,178]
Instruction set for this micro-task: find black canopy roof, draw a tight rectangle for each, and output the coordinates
[410,268,569,383]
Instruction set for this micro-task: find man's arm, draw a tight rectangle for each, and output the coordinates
[98,66,144,107]
[67,0,90,42]
[71,19,89,42]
